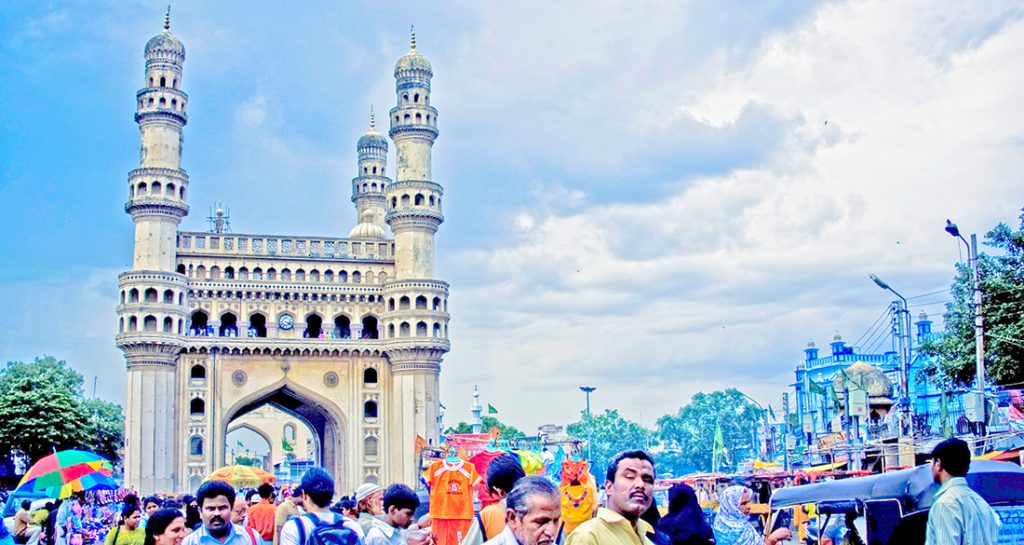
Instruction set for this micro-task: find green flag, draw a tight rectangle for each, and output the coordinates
[282,438,294,452]
[840,369,865,390]
[713,423,724,454]
[808,380,826,396]
[236,440,244,449]
[487,403,498,415]
[768,404,776,422]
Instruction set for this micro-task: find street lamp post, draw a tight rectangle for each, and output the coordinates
[870,273,912,438]
[737,391,769,463]
[946,220,987,439]
[579,386,596,461]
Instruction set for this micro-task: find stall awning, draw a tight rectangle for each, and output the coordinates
[804,461,848,473]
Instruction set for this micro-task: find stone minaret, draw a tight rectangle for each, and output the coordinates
[116,9,189,493]
[383,28,449,484]
[351,108,390,232]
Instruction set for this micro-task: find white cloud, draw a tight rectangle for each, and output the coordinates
[235,95,267,128]
[438,0,1024,431]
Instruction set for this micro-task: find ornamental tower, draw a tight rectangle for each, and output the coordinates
[116,9,190,493]
[351,109,390,230]
[383,29,450,484]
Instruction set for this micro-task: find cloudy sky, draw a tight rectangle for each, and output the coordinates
[1,0,1022,434]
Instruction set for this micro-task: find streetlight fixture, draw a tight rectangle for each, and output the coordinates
[579,386,597,462]
[869,273,912,437]
[946,219,987,439]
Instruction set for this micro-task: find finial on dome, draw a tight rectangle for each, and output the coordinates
[410,25,416,50]
[164,5,171,31]
[370,106,376,130]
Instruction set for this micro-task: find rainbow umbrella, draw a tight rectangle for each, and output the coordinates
[205,465,275,488]
[16,450,117,499]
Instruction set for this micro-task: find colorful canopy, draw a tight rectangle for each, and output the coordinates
[205,465,275,488]
[16,450,117,499]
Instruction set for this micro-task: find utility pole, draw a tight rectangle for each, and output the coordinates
[782,392,790,472]
[971,233,987,439]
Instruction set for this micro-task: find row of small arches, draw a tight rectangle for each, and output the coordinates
[119,315,182,334]
[140,96,184,111]
[133,181,185,199]
[178,264,387,284]
[387,321,446,338]
[391,193,439,209]
[402,92,427,105]
[388,295,446,312]
[189,311,379,339]
[148,75,178,89]
[120,287,184,305]
[189,434,380,458]
[393,111,435,126]
[187,289,384,303]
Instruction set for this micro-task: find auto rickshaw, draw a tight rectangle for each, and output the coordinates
[766,460,1024,545]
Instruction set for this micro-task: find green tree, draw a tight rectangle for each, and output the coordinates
[566,409,655,476]
[0,356,85,397]
[445,416,526,439]
[656,389,762,474]
[0,387,90,462]
[0,357,124,465]
[80,398,125,465]
[920,209,1024,386]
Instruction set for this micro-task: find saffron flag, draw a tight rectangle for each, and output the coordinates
[414,435,428,454]
[487,403,498,415]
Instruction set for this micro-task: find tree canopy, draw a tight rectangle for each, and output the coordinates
[0,356,124,465]
[445,416,526,439]
[921,209,1024,386]
[656,388,763,475]
[566,409,655,477]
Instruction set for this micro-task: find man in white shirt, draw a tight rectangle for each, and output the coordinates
[278,469,363,545]
[364,485,419,545]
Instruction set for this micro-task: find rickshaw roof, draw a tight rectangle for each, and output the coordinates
[770,460,1024,510]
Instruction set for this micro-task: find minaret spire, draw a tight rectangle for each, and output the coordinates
[410,25,416,50]
[370,105,376,130]
[164,5,171,31]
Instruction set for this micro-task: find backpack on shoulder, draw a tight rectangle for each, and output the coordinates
[295,514,359,545]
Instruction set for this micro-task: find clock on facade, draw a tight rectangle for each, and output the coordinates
[278,314,294,330]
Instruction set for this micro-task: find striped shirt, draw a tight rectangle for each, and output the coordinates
[925,477,1001,545]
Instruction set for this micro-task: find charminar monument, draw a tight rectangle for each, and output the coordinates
[116,11,449,493]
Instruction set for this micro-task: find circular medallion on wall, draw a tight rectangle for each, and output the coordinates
[324,371,339,387]
[231,370,247,386]
[278,313,294,330]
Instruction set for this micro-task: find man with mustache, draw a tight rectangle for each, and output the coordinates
[565,450,658,545]
[483,477,562,545]
[182,481,258,545]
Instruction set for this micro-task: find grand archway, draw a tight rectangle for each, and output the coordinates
[221,381,347,488]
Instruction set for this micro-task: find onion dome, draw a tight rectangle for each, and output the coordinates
[394,27,432,75]
[832,361,894,407]
[357,108,388,150]
[145,9,185,56]
[349,211,386,239]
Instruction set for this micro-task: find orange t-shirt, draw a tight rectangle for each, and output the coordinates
[479,502,507,540]
[246,499,277,541]
[422,460,482,520]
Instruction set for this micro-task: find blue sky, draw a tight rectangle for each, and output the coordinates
[1,1,1023,432]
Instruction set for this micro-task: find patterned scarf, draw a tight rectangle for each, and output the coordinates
[712,486,761,545]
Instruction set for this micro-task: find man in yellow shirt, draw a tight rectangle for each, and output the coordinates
[565,450,658,545]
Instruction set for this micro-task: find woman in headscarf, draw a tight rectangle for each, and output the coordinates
[712,486,791,545]
[657,483,715,545]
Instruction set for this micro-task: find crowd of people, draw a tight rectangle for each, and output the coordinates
[1,439,1002,545]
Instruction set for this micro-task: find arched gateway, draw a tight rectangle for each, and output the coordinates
[117,16,449,493]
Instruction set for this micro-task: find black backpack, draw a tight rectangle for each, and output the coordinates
[295,513,359,545]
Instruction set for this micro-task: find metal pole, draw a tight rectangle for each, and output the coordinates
[579,386,596,461]
[782,393,790,472]
[971,234,987,439]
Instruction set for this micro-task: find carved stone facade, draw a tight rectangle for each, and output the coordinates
[117,17,448,493]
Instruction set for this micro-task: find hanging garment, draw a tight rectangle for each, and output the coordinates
[512,449,545,475]
[468,450,505,509]
[423,459,482,545]
[560,473,598,537]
